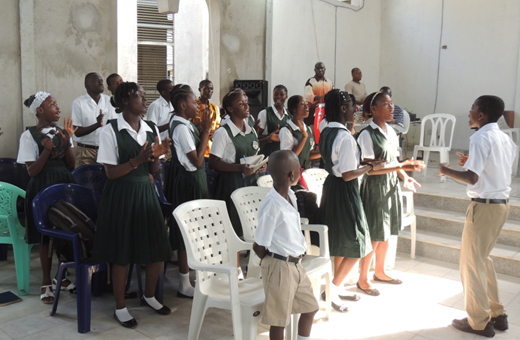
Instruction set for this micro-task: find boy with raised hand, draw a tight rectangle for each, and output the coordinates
[439,95,516,338]
[253,150,318,340]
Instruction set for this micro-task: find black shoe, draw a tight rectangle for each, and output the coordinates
[491,314,508,331]
[452,318,495,338]
[176,291,194,299]
[321,290,360,302]
[114,311,137,329]
[140,297,171,315]
[125,291,138,299]
[331,300,348,313]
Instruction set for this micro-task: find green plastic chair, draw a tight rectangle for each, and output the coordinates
[0,181,37,295]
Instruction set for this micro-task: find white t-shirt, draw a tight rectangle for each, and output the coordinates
[210,119,258,164]
[146,96,173,141]
[344,80,367,104]
[71,93,114,146]
[326,122,360,177]
[17,126,73,163]
[358,121,400,162]
[255,187,307,257]
[464,123,516,199]
[279,120,314,151]
[170,115,197,172]
[97,115,161,165]
[257,106,290,135]
[319,118,328,133]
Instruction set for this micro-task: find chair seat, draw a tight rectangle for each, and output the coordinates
[302,256,331,275]
[413,145,449,152]
[202,275,265,303]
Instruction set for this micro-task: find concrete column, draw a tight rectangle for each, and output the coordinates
[19,0,36,129]
[117,0,138,82]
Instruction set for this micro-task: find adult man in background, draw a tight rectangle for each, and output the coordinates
[344,68,367,105]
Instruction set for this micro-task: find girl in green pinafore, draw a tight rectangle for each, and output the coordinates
[356,91,425,294]
[16,92,76,304]
[166,85,213,299]
[257,85,291,157]
[318,90,384,311]
[280,95,321,190]
[92,82,173,328]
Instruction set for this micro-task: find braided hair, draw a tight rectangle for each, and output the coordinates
[111,82,139,113]
[324,89,355,123]
[170,84,193,112]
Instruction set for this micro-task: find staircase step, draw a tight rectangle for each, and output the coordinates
[414,207,520,248]
[398,229,520,278]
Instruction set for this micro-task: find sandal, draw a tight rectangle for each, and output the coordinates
[40,285,54,304]
[52,278,76,292]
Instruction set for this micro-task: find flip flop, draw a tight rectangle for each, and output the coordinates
[356,282,380,296]
[40,285,54,304]
[373,275,403,285]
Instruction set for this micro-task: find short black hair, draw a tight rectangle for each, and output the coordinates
[287,95,302,115]
[106,73,121,85]
[199,79,212,88]
[221,89,244,117]
[273,84,288,95]
[475,95,504,123]
[157,79,173,93]
[84,72,99,85]
[363,91,386,118]
[351,67,360,75]
[324,89,355,122]
[112,82,139,113]
[170,84,193,112]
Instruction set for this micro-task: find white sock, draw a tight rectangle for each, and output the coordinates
[143,295,163,310]
[115,307,133,322]
[179,272,194,296]
[330,283,343,305]
[297,335,310,340]
[237,267,244,280]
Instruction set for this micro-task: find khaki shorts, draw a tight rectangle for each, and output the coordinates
[75,144,98,168]
[260,255,319,327]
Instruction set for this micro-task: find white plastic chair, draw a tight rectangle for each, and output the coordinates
[256,174,273,188]
[231,186,332,340]
[172,200,265,340]
[502,128,520,176]
[412,114,456,182]
[395,110,410,159]
[301,168,329,207]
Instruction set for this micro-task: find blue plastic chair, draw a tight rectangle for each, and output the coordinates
[32,184,107,333]
[204,158,219,198]
[0,182,38,295]
[71,164,108,202]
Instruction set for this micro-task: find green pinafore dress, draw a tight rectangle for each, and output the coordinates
[24,126,75,244]
[318,127,371,258]
[359,126,402,242]
[92,120,172,266]
[213,124,259,236]
[166,120,209,250]
[286,123,315,191]
[260,107,290,157]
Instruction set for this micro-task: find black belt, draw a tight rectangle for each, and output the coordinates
[77,142,99,150]
[266,250,304,263]
[471,198,509,204]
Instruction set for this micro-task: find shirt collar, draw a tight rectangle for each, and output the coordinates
[328,121,348,130]
[172,115,193,129]
[158,96,172,108]
[117,114,153,134]
[271,105,289,117]
[369,121,388,134]
[287,120,301,131]
[268,187,298,211]
[471,122,499,139]
[227,118,253,137]
[314,76,328,82]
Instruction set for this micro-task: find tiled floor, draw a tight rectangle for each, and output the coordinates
[1,252,519,339]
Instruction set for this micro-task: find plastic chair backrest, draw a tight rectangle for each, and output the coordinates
[205,159,219,197]
[231,187,270,243]
[402,110,411,135]
[256,174,273,188]
[0,182,25,240]
[173,199,244,293]
[302,169,328,194]
[71,164,108,201]
[153,160,170,193]
[418,114,456,149]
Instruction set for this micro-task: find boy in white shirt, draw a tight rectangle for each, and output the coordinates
[253,150,319,340]
[439,95,516,338]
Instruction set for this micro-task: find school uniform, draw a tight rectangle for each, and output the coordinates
[279,120,315,169]
[146,96,173,141]
[17,126,75,244]
[92,115,171,266]
[166,116,209,250]
[258,106,291,157]
[210,119,259,235]
[318,122,371,258]
[255,187,318,327]
[459,122,516,330]
[358,121,402,242]
[220,114,256,129]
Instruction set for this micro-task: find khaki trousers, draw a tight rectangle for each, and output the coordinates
[75,145,99,168]
[460,201,509,330]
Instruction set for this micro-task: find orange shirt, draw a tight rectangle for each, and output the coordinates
[190,97,221,157]
[304,76,334,106]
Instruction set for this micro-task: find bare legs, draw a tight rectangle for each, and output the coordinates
[358,240,394,289]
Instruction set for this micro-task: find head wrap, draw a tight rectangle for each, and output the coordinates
[29,91,51,115]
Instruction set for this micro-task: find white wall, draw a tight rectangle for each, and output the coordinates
[380,0,520,149]
[268,0,381,104]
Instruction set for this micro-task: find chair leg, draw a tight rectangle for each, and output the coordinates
[12,242,33,296]
[77,265,93,333]
[439,150,448,182]
[513,149,520,176]
[230,305,244,340]
[240,302,263,340]
[422,151,430,177]
[187,293,209,340]
[411,218,417,260]
[136,265,144,299]
[286,314,298,340]
[125,263,134,293]
[51,263,67,316]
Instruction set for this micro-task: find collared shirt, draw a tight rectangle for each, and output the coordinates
[257,106,290,135]
[210,119,257,163]
[255,187,307,257]
[191,97,221,157]
[319,118,329,133]
[464,123,516,199]
[304,77,333,105]
[71,93,114,146]
[326,122,360,177]
[280,120,311,150]
[344,80,367,104]
[358,121,400,162]
[146,96,173,140]
[97,115,161,165]
[171,115,197,172]
[17,126,73,163]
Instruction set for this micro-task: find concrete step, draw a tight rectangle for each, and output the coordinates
[414,192,520,222]
[415,206,520,248]
[398,229,520,278]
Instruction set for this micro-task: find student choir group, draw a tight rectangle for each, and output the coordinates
[8,63,514,339]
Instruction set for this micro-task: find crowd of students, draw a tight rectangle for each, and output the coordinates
[6,66,514,339]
